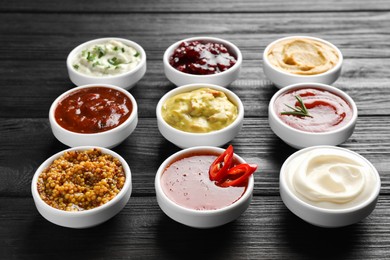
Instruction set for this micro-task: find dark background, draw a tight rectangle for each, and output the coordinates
[0,0,389,259]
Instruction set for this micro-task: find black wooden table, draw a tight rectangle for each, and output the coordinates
[1,0,389,259]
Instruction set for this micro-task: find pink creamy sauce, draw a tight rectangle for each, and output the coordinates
[161,153,246,210]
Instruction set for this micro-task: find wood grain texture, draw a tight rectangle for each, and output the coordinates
[0,196,389,259]
[1,0,389,259]
[1,12,390,59]
[1,0,390,13]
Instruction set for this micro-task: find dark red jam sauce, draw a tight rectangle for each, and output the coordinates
[55,87,133,134]
[169,40,237,75]
[275,88,353,133]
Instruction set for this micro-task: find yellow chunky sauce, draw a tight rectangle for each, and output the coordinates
[162,88,238,133]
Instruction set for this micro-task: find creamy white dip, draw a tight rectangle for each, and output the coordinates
[283,147,379,210]
[72,40,141,77]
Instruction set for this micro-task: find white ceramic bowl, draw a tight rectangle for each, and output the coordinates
[263,36,343,88]
[31,146,132,228]
[163,36,242,87]
[67,37,146,90]
[155,146,254,228]
[280,146,381,228]
[268,83,357,149]
[49,84,138,148]
[156,83,244,148]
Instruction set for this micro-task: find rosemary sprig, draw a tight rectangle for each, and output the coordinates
[281,95,312,118]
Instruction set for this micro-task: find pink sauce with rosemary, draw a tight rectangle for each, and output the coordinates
[161,153,246,210]
[274,88,353,133]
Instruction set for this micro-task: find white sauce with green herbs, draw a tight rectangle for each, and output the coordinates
[72,40,141,77]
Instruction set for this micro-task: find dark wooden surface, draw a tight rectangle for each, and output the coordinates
[1,0,390,259]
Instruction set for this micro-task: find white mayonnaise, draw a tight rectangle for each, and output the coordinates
[72,40,141,77]
[283,147,379,209]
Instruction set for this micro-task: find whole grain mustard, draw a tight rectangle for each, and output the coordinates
[37,148,125,211]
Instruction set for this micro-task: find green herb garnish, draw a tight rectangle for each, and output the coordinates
[107,57,121,66]
[96,46,105,58]
[92,61,101,67]
[281,95,312,118]
[134,52,140,57]
[113,46,119,51]
[73,64,79,70]
[121,47,125,53]
[86,52,96,62]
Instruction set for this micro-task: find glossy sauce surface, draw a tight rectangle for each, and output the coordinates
[284,147,378,209]
[169,40,237,75]
[161,153,246,210]
[275,88,353,132]
[55,87,132,133]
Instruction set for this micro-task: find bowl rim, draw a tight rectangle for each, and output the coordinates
[269,82,358,136]
[156,83,244,136]
[280,145,381,214]
[263,35,343,78]
[66,37,147,79]
[163,36,243,78]
[49,83,138,137]
[155,146,254,215]
[31,146,132,216]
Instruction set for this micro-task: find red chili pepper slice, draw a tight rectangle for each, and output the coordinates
[209,145,234,182]
[219,163,258,187]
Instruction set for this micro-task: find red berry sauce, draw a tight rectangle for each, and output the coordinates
[169,40,237,75]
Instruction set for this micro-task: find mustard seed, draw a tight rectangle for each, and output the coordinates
[37,148,126,211]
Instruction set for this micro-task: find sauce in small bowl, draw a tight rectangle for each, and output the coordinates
[156,83,244,148]
[263,36,343,89]
[161,152,247,211]
[268,83,357,149]
[67,37,147,90]
[274,87,353,133]
[155,146,254,228]
[169,40,237,75]
[163,36,242,87]
[280,146,380,227]
[161,87,238,133]
[49,84,138,148]
[55,86,133,134]
[31,146,132,228]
